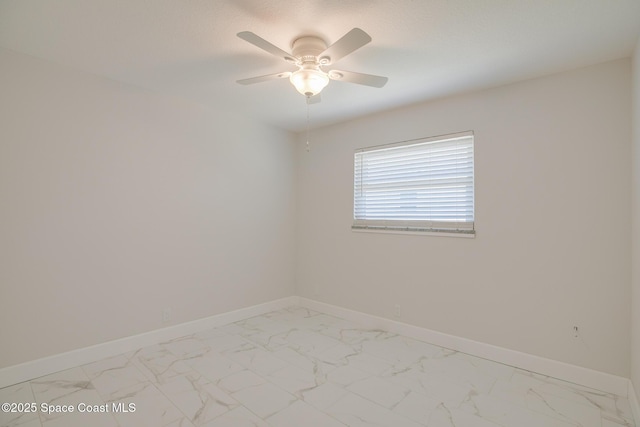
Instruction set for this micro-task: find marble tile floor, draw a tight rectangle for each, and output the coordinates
[1,306,635,427]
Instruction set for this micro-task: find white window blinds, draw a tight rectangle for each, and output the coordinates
[353,131,474,234]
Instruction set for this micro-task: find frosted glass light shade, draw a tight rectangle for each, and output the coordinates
[290,69,329,97]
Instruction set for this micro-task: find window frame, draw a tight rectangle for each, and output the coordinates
[352,131,475,236]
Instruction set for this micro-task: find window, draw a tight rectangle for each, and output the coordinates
[353,131,474,235]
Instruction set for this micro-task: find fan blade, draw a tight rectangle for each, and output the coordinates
[328,70,388,88]
[306,94,321,104]
[319,28,371,65]
[236,72,291,85]
[237,31,295,62]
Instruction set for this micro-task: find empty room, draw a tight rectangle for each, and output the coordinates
[1,1,640,426]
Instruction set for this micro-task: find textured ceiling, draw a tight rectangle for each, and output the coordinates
[1,0,639,132]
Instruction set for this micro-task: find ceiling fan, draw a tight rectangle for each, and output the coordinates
[236,28,388,100]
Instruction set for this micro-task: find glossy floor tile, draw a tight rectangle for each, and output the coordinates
[1,306,636,427]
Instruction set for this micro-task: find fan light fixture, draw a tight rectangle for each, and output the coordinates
[289,67,329,97]
[236,28,388,102]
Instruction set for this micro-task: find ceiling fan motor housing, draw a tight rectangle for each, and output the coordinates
[288,36,331,97]
[291,36,328,64]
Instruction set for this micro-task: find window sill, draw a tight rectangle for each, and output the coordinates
[351,227,475,238]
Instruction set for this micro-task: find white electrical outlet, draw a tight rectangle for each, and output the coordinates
[572,325,579,338]
[394,304,401,318]
[162,308,172,323]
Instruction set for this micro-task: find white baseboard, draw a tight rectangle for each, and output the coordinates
[297,297,630,397]
[630,380,640,425]
[0,296,297,389]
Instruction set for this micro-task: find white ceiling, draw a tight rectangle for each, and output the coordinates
[1,0,639,132]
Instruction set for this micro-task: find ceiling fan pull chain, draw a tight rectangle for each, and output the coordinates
[306,97,311,152]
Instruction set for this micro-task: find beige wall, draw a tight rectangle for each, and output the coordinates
[295,59,632,377]
[0,48,296,368]
[1,45,635,383]
[632,38,640,398]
